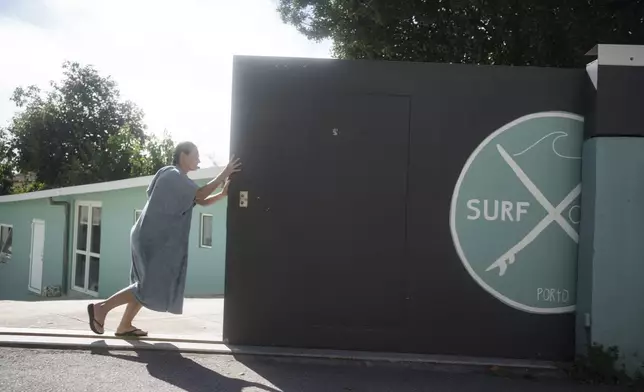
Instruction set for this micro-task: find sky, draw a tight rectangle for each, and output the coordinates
[0,0,332,166]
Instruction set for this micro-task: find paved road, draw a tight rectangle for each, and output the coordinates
[0,347,626,392]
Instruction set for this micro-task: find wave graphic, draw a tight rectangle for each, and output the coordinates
[511,131,581,160]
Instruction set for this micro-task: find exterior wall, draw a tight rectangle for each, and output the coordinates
[578,137,644,374]
[0,180,227,301]
[575,139,597,353]
[67,181,228,299]
[0,199,65,300]
[575,47,644,376]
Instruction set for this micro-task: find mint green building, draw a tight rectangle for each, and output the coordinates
[0,166,227,301]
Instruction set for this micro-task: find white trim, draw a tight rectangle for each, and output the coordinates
[586,44,644,67]
[0,223,13,261]
[449,111,581,315]
[0,165,223,204]
[28,219,45,295]
[199,213,213,248]
[134,209,142,224]
[586,59,598,90]
[71,201,102,297]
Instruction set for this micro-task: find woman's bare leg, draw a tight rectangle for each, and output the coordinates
[91,286,138,333]
[116,301,145,334]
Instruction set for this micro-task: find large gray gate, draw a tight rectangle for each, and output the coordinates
[224,55,587,361]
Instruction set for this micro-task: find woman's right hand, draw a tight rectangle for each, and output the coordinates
[222,155,242,177]
[221,178,231,196]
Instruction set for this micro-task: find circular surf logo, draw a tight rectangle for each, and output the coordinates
[450,112,584,314]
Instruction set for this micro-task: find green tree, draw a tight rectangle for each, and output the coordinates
[103,127,175,179]
[6,61,175,190]
[277,0,644,67]
[144,130,175,173]
[0,128,14,195]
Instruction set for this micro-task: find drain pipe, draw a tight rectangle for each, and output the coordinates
[49,197,70,295]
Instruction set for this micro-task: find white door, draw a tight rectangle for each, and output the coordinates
[29,219,45,294]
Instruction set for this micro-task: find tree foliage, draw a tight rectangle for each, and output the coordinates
[277,0,644,67]
[0,128,14,195]
[2,61,175,192]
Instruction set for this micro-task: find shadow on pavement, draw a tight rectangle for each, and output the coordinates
[84,340,628,392]
[88,340,279,392]
[232,355,629,392]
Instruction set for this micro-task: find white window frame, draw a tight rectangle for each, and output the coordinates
[0,223,13,262]
[199,213,213,248]
[71,201,102,296]
[134,209,142,224]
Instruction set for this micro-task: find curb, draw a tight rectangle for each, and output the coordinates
[0,328,570,378]
[0,327,220,345]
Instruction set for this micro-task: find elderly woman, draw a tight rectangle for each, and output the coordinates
[86,141,241,336]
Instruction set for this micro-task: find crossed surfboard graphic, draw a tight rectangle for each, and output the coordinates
[485,138,581,277]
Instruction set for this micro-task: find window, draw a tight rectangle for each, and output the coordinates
[72,202,102,295]
[0,224,12,263]
[134,209,142,224]
[200,214,213,248]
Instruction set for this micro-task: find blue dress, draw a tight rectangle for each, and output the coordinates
[128,166,199,314]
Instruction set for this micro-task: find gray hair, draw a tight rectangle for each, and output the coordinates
[172,141,197,166]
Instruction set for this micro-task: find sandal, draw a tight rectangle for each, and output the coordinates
[115,328,148,338]
[86,304,104,335]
